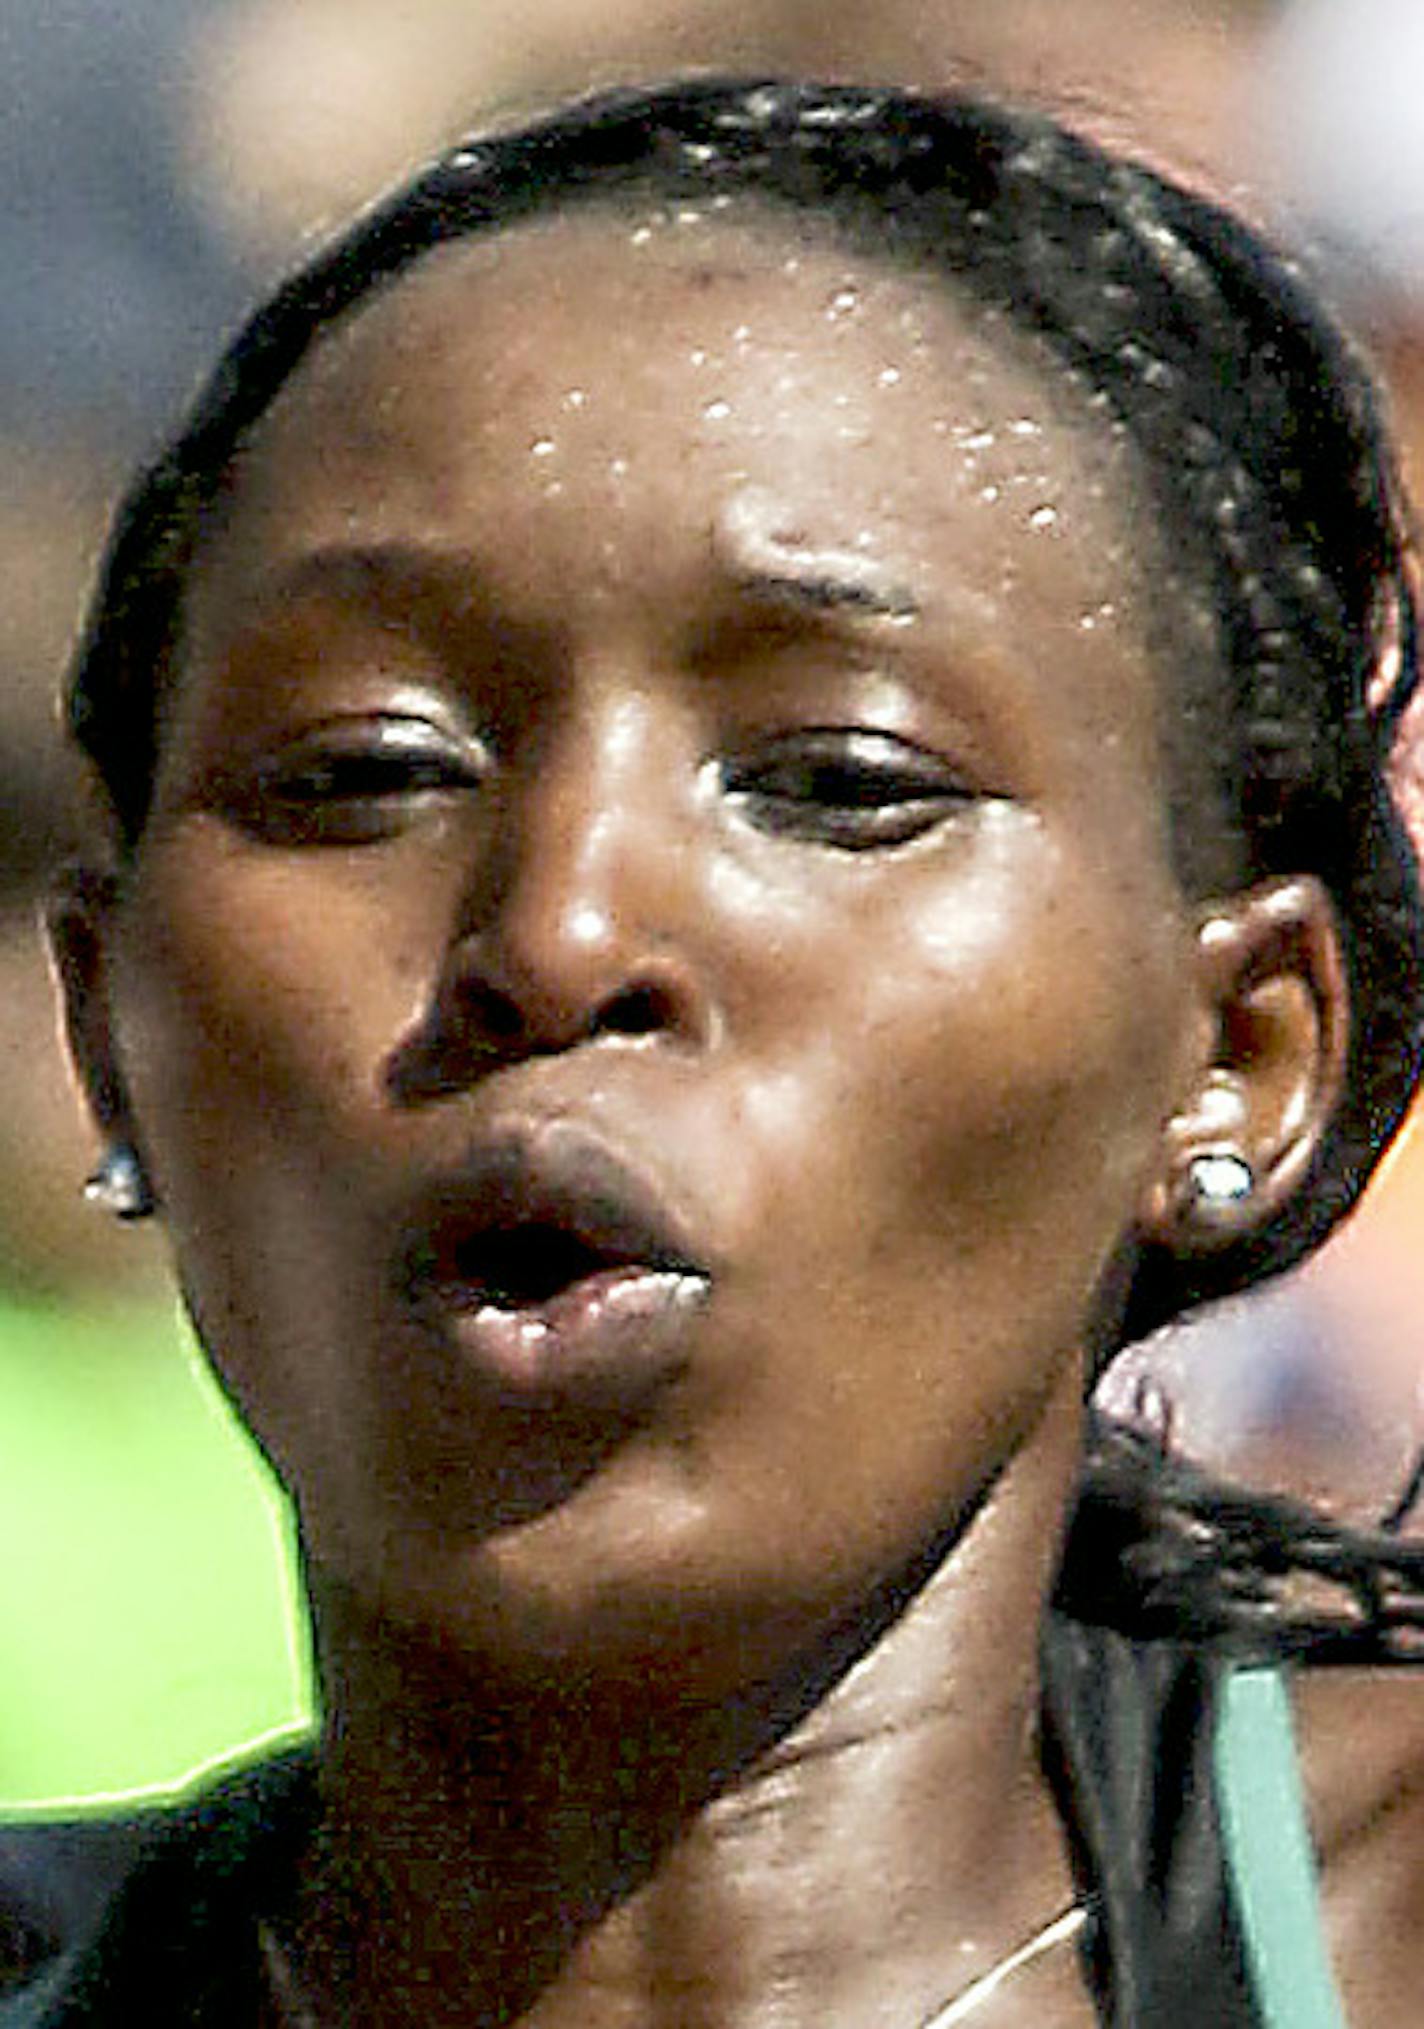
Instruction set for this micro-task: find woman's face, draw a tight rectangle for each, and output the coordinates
[97,212,1205,1683]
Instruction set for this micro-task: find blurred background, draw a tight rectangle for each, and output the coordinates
[4,0,1424,1812]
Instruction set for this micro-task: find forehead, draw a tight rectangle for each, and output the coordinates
[189,207,1171,791]
[216,205,1152,553]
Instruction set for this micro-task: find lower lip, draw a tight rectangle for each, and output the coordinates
[430,1266,709,1407]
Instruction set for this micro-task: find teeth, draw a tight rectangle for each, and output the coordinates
[472,1310,554,1351]
[473,1267,702,1323]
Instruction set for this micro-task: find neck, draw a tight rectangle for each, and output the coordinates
[292,1372,1092,2028]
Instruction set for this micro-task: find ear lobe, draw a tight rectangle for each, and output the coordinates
[1139,875,1348,1253]
[46,867,134,1141]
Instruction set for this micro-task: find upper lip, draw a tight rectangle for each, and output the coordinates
[399,1117,710,1309]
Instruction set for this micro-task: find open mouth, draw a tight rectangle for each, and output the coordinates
[398,1127,712,1398]
[436,1222,663,1312]
[412,1218,709,1400]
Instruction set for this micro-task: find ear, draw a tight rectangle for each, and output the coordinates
[46,866,136,1143]
[1139,875,1348,1252]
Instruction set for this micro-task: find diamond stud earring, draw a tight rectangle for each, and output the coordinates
[1187,1150,1254,1215]
[83,1142,155,1221]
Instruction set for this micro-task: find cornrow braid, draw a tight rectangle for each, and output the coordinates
[1060,1417,1424,1664]
[69,76,1423,1351]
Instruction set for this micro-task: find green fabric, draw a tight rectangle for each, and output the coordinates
[0,1298,314,1818]
[1215,1666,1346,2029]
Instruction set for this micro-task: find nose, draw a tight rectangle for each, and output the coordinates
[387,692,711,1099]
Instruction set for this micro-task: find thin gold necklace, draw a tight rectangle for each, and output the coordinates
[258,1900,1090,2028]
[917,1901,1089,2027]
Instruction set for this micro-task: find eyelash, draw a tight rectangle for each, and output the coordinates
[233,719,975,853]
[238,717,487,843]
[720,729,976,849]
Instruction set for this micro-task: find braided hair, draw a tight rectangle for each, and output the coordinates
[65,78,1424,1653]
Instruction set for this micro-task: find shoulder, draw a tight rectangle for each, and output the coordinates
[1296,1667,1424,2029]
[0,1750,314,2026]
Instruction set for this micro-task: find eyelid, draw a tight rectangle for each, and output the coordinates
[212,709,490,844]
[252,711,490,781]
[721,725,977,789]
[716,725,985,850]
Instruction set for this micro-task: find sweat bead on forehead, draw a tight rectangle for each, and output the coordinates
[182,209,1177,860]
[63,83,1424,1363]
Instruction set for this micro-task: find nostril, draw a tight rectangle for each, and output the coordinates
[459,980,526,1042]
[595,982,678,1039]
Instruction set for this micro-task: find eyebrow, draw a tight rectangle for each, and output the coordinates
[713,490,920,624]
[729,554,921,622]
[224,530,926,686]
[265,539,920,619]
[249,541,452,610]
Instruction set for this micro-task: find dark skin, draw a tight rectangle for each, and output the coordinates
[1301,1671,1424,2029]
[55,213,1347,2026]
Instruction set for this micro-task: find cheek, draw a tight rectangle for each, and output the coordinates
[728,812,1187,1321]
[110,835,458,1467]
[654,820,1192,1596]
[115,832,442,1176]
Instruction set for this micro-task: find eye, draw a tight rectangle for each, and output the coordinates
[233,715,489,844]
[720,729,978,849]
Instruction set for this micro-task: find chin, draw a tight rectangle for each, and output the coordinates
[307,1468,858,1710]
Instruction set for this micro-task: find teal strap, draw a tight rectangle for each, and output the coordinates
[1214,1667,1347,2029]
